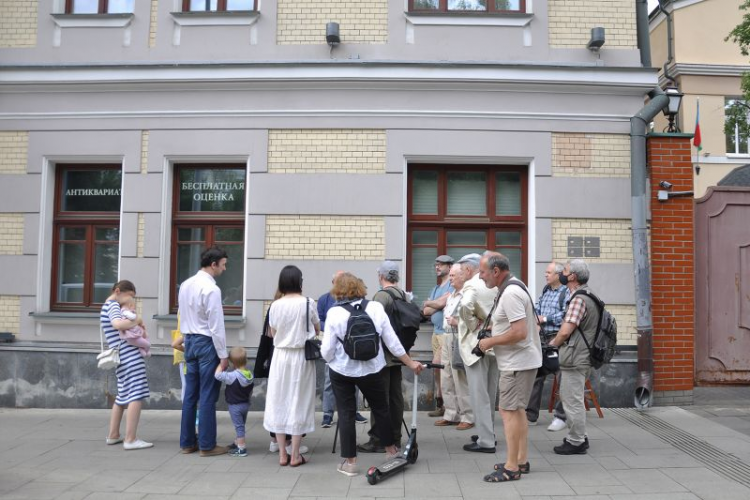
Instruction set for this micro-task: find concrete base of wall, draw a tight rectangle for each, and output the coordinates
[0,344,640,410]
[653,389,694,406]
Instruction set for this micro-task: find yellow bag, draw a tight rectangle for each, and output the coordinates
[172,314,185,365]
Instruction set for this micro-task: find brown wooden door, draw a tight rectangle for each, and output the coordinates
[695,187,750,384]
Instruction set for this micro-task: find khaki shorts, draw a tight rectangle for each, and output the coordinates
[431,334,444,358]
[497,369,537,411]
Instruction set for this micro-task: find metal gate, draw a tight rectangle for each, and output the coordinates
[695,187,750,384]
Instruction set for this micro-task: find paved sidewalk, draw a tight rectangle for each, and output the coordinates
[2,405,750,500]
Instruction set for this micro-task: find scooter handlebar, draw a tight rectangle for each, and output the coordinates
[423,363,444,369]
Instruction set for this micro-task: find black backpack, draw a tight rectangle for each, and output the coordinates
[570,289,618,369]
[381,288,421,353]
[338,300,380,361]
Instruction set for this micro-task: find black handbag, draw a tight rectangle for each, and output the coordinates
[537,345,560,377]
[303,298,323,361]
[253,310,274,378]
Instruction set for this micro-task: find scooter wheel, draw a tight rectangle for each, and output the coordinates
[407,444,419,464]
[366,467,380,485]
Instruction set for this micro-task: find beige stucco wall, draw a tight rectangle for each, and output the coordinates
[673,0,746,65]
[651,0,747,68]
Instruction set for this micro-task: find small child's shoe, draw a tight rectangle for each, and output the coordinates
[228,446,247,457]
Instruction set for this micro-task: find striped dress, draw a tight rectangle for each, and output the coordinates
[101,300,150,405]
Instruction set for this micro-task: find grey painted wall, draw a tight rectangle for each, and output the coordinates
[0,1,641,67]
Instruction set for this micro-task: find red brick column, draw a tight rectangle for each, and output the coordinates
[647,134,695,406]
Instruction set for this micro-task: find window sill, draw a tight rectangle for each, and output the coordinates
[30,311,101,326]
[152,314,246,325]
[170,10,260,27]
[726,153,750,159]
[404,11,533,27]
[50,13,134,47]
[51,13,134,28]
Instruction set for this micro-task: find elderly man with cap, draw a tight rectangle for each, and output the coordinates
[421,255,455,419]
[455,253,500,452]
[358,261,412,453]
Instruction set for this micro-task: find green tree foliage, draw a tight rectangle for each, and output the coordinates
[725,1,750,147]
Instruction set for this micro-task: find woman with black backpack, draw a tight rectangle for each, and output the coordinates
[321,272,423,478]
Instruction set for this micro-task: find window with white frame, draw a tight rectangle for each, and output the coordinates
[725,98,750,155]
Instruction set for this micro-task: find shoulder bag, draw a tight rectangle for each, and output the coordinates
[97,326,122,371]
[304,298,323,361]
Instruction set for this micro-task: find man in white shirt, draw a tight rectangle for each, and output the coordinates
[178,246,230,457]
[477,252,542,483]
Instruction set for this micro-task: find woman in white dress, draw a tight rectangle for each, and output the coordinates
[263,265,320,467]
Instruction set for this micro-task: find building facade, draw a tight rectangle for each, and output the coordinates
[0,0,655,407]
[650,0,750,197]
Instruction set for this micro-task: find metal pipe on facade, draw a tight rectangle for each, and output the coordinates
[657,0,676,84]
[631,87,669,409]
[636,0,652,68]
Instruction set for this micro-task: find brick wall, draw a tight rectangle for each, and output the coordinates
[276,0,387,44]
[0,0,37,48]
[608,305,637,346]
[0,214,24,256]
[267,129,386,173]
[140,131,149,173]
[137,213,145,258]
[0,295,20,334]
[148,0,158,48]
[548,0,637,49]
[265,215,385,260]
[552,133,630,178]
[0,132,28,174]
[648,135,695,396]
[552,218,633,262]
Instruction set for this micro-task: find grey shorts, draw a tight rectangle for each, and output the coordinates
[498,369,537,411]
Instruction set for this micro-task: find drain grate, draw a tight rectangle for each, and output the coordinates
[610,408,750,489]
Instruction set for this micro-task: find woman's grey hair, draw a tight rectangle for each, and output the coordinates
[567,259,590,284]
[485,252,510,272]
[553,261,564,274]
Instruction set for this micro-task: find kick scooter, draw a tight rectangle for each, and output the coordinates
[366,362,444,485]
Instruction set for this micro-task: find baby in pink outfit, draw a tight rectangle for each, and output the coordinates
[119,298,151,358]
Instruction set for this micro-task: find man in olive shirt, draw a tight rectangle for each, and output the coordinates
[548,259,600,455]
[357,261,409,453]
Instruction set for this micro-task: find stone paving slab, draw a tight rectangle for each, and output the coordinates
[2,407,750,499]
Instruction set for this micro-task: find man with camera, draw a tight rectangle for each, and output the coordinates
[455,253,499,453]
[548,259,599,455]
[476,252,541,482]
[527,261,569,430]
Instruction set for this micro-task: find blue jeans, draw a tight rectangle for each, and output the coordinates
[180,335,221,450]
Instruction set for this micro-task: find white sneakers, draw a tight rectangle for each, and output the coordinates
[269,441,309,454]
[105,437,123,445]
[547,417,567,432]
[123,439,154,450]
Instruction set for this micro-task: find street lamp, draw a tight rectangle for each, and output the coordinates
[662,86,683,133]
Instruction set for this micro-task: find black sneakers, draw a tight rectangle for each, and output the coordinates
[553,438,588,455]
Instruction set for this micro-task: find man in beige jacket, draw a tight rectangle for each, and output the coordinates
[438,263,475,430]
[455,253,499,453]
